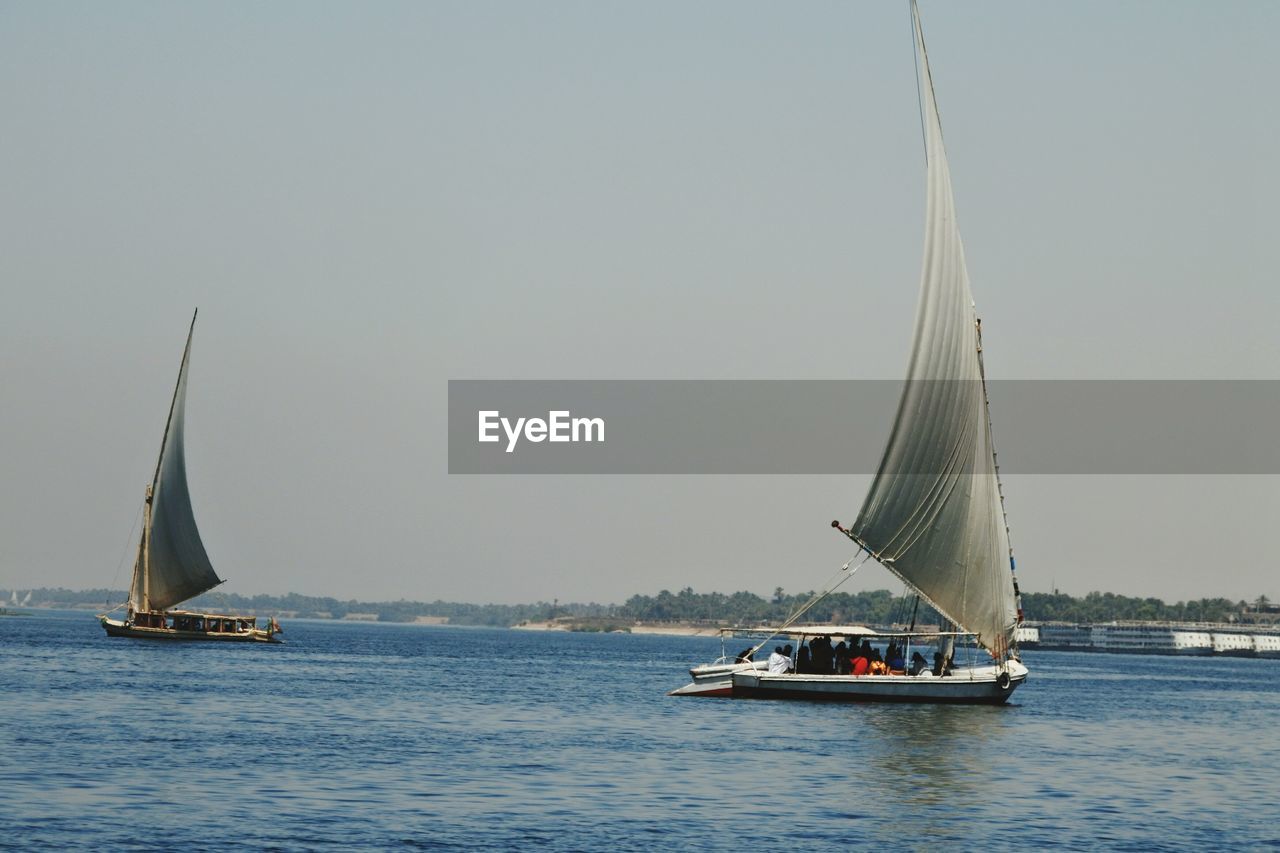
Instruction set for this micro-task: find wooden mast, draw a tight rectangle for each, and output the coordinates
[141,486,152,612]
[128,498,147,617]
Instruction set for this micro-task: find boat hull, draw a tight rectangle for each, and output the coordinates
[668,680,735,697]
[101,617,281,644]
[728,661,1027,705]
[667,659,769,697]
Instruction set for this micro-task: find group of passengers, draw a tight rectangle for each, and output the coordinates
[747,638,955,677]
[165,615,250,633]
[789,636,906,675]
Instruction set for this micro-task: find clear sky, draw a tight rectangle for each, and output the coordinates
[1,1,1276,605]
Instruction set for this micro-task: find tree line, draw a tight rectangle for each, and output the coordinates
[1021,591,1245,624]
[616,587,934,625]
[617,588,1252,625]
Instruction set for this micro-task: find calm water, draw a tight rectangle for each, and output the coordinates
[2,611,1278,851]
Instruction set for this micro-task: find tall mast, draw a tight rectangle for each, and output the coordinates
[128,500,147,614]
[141,489,152,610]
[976,316,1024,635]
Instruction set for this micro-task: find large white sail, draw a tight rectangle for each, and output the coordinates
[850,3,1018,658]
[129,313,222,611]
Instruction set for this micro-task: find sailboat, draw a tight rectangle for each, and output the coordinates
[674,1,1026,703]
[100,311,282,643]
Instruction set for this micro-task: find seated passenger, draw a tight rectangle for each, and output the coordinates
[834,641,850,675]
[814,636,834,674]
[767,645,790,674]
[796,645,812,674]
[908,651,928,676]
[736,648,754,664]
[868,659,889,676]
[851,651,870,676]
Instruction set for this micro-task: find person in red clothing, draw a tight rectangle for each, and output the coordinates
[851,649,870,675]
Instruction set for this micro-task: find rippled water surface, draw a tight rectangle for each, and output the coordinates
[3,611,1278,850]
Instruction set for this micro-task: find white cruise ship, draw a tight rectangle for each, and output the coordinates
[1252,634,1280,659]
[1090,624,1213,655]
[1033,623,1094,650]
[1211,632,1256,657]
[1015,626,1040,646]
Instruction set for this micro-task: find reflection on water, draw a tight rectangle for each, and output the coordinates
[2,613,1278,850]
[857,703,1008,808]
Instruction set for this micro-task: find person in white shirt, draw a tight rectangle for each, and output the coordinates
[767,644,793,674]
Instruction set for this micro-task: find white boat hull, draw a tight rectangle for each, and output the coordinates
[668,659,769,697]
[727,661,1028,705]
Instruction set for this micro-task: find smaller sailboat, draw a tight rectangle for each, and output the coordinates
[100,311,282,643]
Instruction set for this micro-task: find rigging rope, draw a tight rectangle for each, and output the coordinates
[105,497,145,612]
[910,0,929,167]
[745,552,872,660]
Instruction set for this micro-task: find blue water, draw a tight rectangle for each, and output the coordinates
[2,611,1278,850]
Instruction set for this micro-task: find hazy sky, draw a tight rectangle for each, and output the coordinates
[1,2,1276,606]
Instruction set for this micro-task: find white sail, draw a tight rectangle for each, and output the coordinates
[850,2,1018,658]
[130,313,222,611]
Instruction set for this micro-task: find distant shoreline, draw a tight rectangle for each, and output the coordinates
[514,620,723,638]
[6,586,1278,631]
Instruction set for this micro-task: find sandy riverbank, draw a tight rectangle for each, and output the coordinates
[512,621,724,638]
